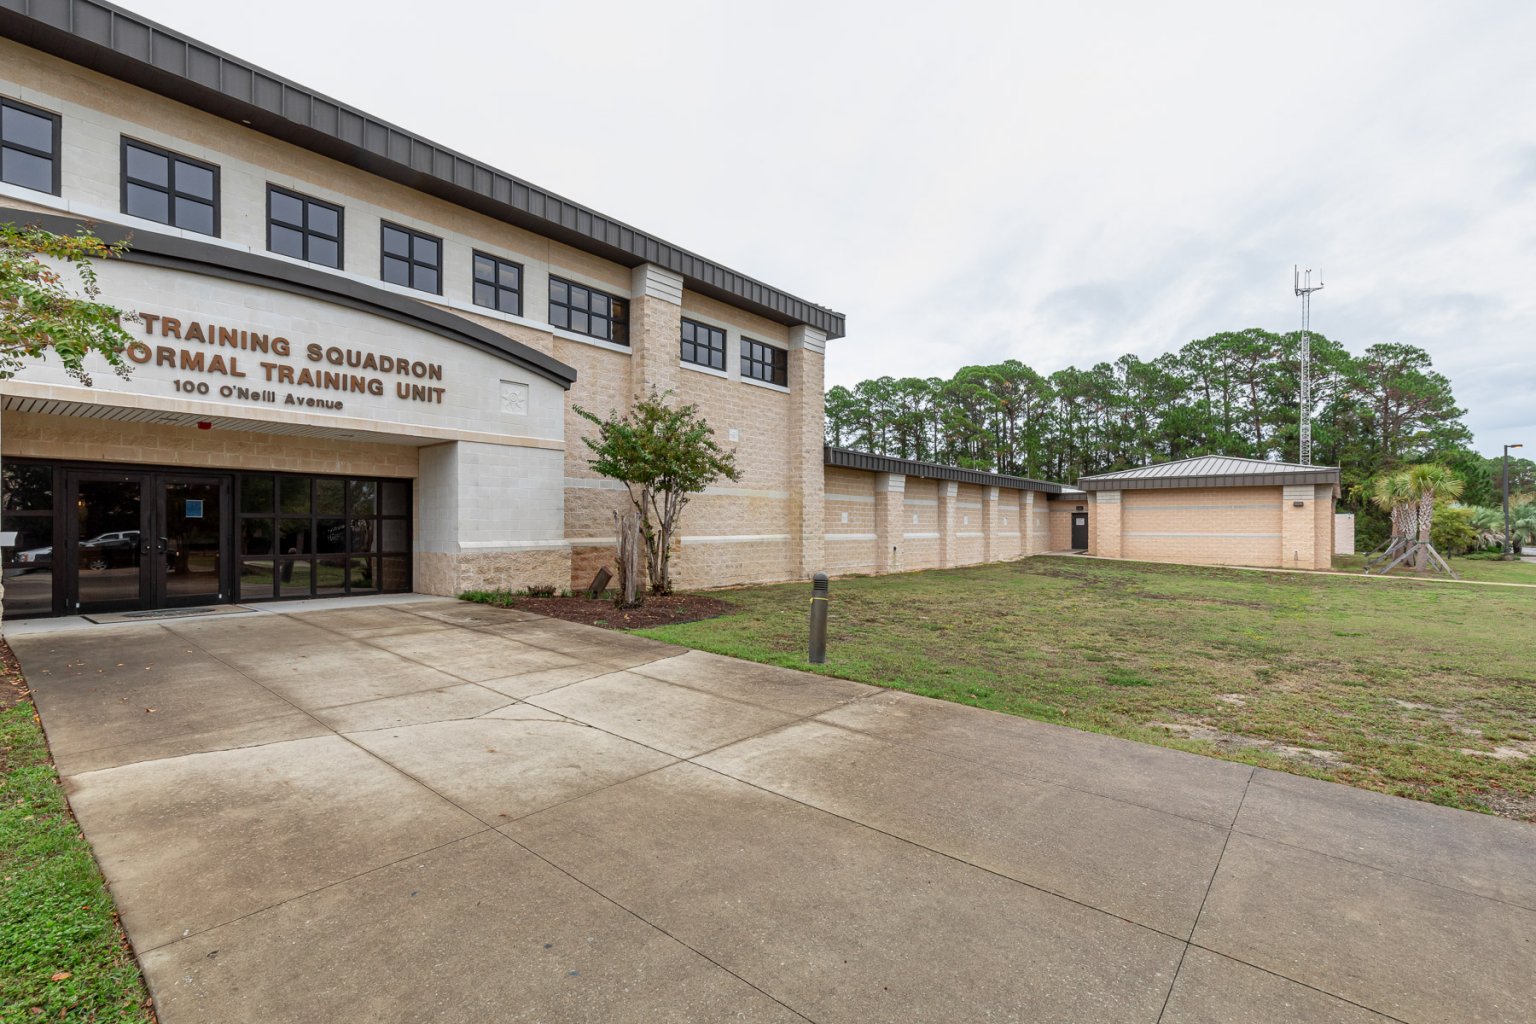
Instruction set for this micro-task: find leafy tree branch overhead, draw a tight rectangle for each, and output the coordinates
[0,222,139,384]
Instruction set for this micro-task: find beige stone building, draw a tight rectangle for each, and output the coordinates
[1078,456,1340,570]
[0,2,837,620]
[0,5,1348,626]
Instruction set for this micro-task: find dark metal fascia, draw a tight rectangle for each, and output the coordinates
[1078,470,1340,491]
[0,0,846,339]
[1,205,579,388]
[824,446,1067,494]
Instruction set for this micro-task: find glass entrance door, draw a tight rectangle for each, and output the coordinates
[65,471,231,614]
[159,476,227,606]
[70,472,151,613]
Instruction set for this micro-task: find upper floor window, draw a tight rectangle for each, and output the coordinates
[680,318,726,371]
[121,139,218,235]
[549,276,627,345]
[381,222,441,294]
[268,186,342,268]
[741,337,788,386]
[0,98,60,195]
[472,252,522,316]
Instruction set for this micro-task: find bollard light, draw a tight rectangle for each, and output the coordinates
[808,573,829,664]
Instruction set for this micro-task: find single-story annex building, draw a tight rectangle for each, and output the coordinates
[1078,456,1341,570]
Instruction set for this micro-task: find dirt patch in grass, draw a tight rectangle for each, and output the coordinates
[464,591,730,630]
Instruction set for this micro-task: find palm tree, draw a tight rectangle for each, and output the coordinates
[1406,463,1465,574]
[1368,470,1416,559]
[1469,506,1505,549]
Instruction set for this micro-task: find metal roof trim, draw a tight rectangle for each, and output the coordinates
[824,447,1068,494]
[0,0,846,338]
[1077,455,1341,491]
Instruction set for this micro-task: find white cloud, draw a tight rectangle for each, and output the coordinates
[125,0,1536,455]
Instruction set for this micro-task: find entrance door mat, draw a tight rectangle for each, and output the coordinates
[83,606,257,624]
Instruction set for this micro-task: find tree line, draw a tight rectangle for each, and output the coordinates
[825,328,1484,493]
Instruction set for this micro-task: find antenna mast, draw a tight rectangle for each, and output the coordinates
[1294,266,1323,465]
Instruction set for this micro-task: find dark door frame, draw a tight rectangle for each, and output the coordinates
[154,472,233,609]
[62,467,234,615]
[1071,512,1089,551]
[64,468,154,615]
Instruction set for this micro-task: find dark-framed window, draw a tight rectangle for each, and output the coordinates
[472,251,522,316]
[1,460,59,618]
[237,473,411,600]
[680,318,726,371]
[381,222,441,294]
[1,97,60,195]
[268,186,342,268]
[549,276,627,345]
[121,138,219,236]
[741,337,788,387]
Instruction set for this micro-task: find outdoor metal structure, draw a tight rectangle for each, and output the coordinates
[1294,266,1324,466]
[1504,443,1524,558]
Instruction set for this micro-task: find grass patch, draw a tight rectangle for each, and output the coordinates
[1334,552,1536,585]
[637,557,1536,820]
[1,653,153,1022]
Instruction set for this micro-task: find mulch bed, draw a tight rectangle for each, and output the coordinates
[506,593,730,630]
[0,639,27,713]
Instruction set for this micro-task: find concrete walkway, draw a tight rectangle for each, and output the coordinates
[13,599,1535,1023]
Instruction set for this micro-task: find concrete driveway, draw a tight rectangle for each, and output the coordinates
[12,598,1536,1023]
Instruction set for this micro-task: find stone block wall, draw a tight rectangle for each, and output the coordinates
[1083,484,1337,569]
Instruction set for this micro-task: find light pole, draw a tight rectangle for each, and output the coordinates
[1504,443,1524,559]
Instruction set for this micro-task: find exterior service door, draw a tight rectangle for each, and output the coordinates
[1071,512,1089,550]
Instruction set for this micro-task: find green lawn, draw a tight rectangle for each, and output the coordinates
[1,682,152,1021]
[638,557,1536,820]
[1334,552,1536,585]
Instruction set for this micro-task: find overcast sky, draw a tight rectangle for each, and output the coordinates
[129,0,1536,457]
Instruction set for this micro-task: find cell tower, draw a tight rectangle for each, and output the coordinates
[1293,266,1323,465]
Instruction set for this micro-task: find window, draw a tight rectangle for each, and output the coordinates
[237,473,411,600]
[268,186,342,268]
[1,98,59,195]
[549,276,627,345]
[381,222,441,293]
[741,337,788,386]
[1,461,57,618]
[472,252,522,316]
[121,139,218,235]
[680,318,726,371]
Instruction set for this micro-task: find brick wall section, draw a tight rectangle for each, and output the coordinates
[1049,499,1081,552]
[951,483,986,566]
[1091,493,1122,557]
[823,467,878,575]
[902,478,941,570]
[1315,484,1337,568]
[814,464,1075,579]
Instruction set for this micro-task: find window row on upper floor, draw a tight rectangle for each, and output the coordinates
[1,95,791,385]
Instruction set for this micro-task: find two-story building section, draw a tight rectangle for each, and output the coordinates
[0,0,843,619]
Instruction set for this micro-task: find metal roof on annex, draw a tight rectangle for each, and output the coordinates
[825,447,1070,494]
[0,0,846,339]
[1077,456,1341,491]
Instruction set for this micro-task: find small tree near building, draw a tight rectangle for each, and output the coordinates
[575,390,739,601]
[1,223,138,382]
